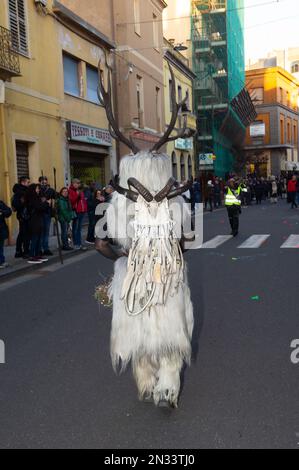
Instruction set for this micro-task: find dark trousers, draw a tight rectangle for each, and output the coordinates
[72,213,84,247]
[289,192,298,208]
[30,233,41,258]
[0,238,5,264]
[204,197,213,211]
[16,219,30,255]
[256,194,262,204]
[86,211,96,242]
[214,194,221,208]
[60,221,69,248]
[226,205,240,235]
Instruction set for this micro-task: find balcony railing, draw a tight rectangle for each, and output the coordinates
[0,25,21,80]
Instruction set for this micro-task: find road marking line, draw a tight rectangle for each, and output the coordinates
[281,235,299,248]
[200,235,233,249]
[238,235,270,249]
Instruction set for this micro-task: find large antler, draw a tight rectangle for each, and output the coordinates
[98,60,140,155]
[150,63,191,153]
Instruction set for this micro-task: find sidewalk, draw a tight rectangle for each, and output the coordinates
[0,227,92,282]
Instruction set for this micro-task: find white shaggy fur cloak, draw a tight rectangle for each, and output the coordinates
[106,151,194,405]
[111,256,193,371]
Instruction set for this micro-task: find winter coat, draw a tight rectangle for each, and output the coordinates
[40,185,57,216]
[0,201,12,240]
[27,196,49,235]
[193,181,201,203]
[57,196,73,223]
[271,181,278,195]
[68,186,87,214]
[288,180,297,193]
[11,183,28,220]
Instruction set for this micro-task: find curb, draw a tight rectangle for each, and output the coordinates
[0,247,94,283]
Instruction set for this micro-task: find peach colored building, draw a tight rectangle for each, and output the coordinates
[61,0,168,160]
[113,0,167,157]
[245,67,299,176]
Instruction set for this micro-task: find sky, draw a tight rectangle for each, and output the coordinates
[245,0,299,63]
[163,1,299,65]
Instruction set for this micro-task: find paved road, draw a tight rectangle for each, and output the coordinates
[0,200,299,449]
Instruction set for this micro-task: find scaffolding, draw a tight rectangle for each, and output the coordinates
[192,0,248,177]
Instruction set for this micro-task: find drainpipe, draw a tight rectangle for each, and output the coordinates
[0,95,12,244]
[111,0,121,174]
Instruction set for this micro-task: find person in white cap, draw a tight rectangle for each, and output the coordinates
[204,180,214,212]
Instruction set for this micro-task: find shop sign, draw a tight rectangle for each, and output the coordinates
[199,153,215,167]
[130,130,160,143]
[250,123,266,137]
[175,138,193,150]
[67,121,112,146]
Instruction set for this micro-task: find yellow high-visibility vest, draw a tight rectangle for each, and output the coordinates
[225,187,241,206]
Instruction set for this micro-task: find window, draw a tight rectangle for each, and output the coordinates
[8,0,28,55]
[186,90,190,111]
[134,0,141,36]
[293,122,298,145]
[280,118,285,144]
[172,152,177,180]
[249,87,264,105]
[63,54,80,97]
[136,75,144,128]
[188,155,192,179]
[178,85,182,127]
[278,87,283,104]
[180,154,185,181]
[291,62,299,74]
[287,121,291,143]
[86,65,100,104]
[155,86,161,131]
[169,79,173,112]
[16,141,29,179]
[153,13,159,49]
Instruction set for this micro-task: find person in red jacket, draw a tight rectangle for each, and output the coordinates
[287,175,298,209]
[69,178,87,249]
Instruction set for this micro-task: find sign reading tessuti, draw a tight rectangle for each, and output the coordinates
[67,121,112,147]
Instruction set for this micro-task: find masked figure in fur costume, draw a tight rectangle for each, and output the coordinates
[96,62,194,408]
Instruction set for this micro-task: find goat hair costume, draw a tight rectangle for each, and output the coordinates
[96,62,194,408]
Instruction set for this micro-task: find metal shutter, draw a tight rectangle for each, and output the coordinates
[16,141,29,179]
[8,0,28,55]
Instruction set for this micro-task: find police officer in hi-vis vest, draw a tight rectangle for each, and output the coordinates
[225,178,242,237]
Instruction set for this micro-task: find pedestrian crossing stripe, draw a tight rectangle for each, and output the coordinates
[238,235,270,249]
[200,235,233,249]
[280,235,299,249]
[199,234,299,249]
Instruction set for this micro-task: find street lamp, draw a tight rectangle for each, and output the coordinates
[174,43,188,52]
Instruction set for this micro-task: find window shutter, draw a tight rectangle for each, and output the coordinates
[8,0,28,55]
[16,142,29,179]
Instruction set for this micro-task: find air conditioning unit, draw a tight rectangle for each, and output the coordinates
[35,0,47,6]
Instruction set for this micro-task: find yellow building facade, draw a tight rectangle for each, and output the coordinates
[163,41,197,182]
[0,0,115,239]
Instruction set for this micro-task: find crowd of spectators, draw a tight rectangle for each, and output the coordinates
[182,175,294,211]
[0,176,114,269]
[1,172,299,270]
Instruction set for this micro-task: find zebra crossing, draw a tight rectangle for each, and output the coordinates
[200,234,299,249]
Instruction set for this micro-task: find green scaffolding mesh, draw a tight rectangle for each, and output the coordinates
[192,0,245,177]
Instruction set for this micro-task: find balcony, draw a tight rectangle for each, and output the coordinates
[182,111,197,132]
[0,25,21,80]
